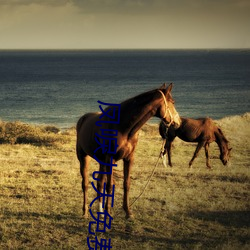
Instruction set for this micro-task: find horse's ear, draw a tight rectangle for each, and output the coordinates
[159,83,167,90]
[166,83,173,94]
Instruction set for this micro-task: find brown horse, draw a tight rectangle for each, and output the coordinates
[159,117,232,169]
[76,83,181,219]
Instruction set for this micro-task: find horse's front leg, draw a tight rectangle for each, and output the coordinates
[189,141,205,168]
[97,165,106,213]
[105,163,114,215]
[204,143,212,169]
[160,139,167,167]
[166,140,173,167]
[123,156,134,219]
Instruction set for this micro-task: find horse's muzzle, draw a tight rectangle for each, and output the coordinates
[173,114,182,129]
[172,116,181,129]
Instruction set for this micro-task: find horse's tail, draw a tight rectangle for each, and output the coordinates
[77,112,99,134]
[159,121,168,139]
[76,114,92,160]
[76,115,85,134]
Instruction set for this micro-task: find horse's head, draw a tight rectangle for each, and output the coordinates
[220,144,232,166]
[157,83,181,129]
[216,128,232,166]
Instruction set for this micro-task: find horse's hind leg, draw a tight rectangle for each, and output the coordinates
[77,148,91,218]
[205,143,211,169]
[166,140,173,167]
[189,141,205,168]
[105,162,114,215]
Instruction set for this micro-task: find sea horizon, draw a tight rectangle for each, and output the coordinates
[0,49,249,129]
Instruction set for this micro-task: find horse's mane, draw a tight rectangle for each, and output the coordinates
[120,89,157,108]
[120,84,171,109]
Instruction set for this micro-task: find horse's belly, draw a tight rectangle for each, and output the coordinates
[178,134,197,142]
[77,113,138,162]
[115,144,133,161]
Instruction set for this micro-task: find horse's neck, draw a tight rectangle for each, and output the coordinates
[128,109,156,137]
[120,92,159,137]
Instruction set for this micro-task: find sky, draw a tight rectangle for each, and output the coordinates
[0,0,249,49]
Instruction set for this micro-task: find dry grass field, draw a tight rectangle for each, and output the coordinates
[0,113,249,249]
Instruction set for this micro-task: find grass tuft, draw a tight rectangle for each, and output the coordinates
[0,121,69,146]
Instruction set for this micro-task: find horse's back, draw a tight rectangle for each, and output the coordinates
[202,117,218,132]
[176,117,216,142]
[182,117,215,128]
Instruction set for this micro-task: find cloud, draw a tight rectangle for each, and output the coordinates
[0,2,97,49]
[2,0,249,14]
[0,0,70,7]
[0,0,249,49]
[70,0,250,12]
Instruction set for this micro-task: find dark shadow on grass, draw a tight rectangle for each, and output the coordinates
[187,173,250,184]
[189,210,250,228]
[109,225,201,247]
[108,213,250,248]
[4,209,249,248]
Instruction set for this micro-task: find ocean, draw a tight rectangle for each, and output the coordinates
[0,50,249,129]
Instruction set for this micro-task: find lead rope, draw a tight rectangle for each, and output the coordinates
[128,92,172,209]
[114,94,171,216]
[127,138,166,210]
[114,135,167,218]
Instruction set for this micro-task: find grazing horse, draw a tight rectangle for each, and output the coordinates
[76,83,181,219]
[159,117,232,169]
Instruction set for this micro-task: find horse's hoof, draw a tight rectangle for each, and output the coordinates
[125,213,134,220]
[83,213,89,219]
